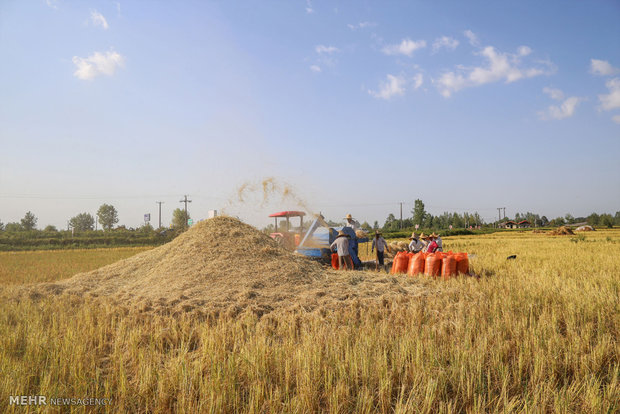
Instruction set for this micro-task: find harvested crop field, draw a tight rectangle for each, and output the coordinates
[21,217,429,317]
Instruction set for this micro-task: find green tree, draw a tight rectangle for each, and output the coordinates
[373,220,379,230]
[564,213,574,224]
[587,213,600,225]
[43,225,58,232]
[411,199,426,226]
[615,211,620,226]
[382,213,396,231]
[97,204,119,230]
[5,222,23,232]
[172,208,191,229]
[69,213,95,231]
[600,213,614,228]
[0,220,4,231]
[21,211,37,231]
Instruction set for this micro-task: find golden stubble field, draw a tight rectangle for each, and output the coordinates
[0,229,618,413]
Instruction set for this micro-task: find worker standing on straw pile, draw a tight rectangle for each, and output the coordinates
[408,232,424,253]
[343,214,361,230]
[330,230,353,270]
[371,230,388,271]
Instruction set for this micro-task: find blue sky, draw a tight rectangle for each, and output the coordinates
[1,0,619,229]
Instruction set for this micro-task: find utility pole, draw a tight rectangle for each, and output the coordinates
[497,207,502,222]
[502,207,506,219]
[180,195,192,227]
[399,202,403,229]
[156,201,164,229]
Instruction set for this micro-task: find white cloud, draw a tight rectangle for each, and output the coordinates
[369,74,406,100]
[90,10,109,30]
[382,38,426,57]
[315,45,339,54]
[310,65,321,73]
[612,115,620,124]
[539,88,581,120]
[543,87,564,101]
[590,59,619,76]
[72,50,124,80]
[305,0,314,14]
[114,2,121,16]
[412,73,423,89]
[435,45,551,97]
[598,78,620,111]
[517,46,532,56]
[464,30,479,46]
[347,21,376,30]
[432,36,459,52]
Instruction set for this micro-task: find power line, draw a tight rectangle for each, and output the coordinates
[180,195,192,227]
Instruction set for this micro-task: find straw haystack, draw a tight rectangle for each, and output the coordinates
[549,226,575,236]
[27,217,427,317]
[575,225,595,232]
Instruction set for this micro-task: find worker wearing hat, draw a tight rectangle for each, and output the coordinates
[371,230,388,271]
[343,214,361,231]
[408,232,424,253]
[431,232,443,252]
[330,230,354,270]
[425,233,439,253]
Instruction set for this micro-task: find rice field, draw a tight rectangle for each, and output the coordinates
[0,229,618,413]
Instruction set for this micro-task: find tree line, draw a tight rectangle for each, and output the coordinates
[0,205,194,233]
[374,199,619,232]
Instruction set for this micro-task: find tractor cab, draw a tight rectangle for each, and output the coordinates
[268,211,305,250]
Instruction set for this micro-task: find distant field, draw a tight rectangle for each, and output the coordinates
[0,229,618,412]
[0,247,153,285]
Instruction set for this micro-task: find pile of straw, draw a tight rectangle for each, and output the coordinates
[549,226,575,236]
[28,217,428,318]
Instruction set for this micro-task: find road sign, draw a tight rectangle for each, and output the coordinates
[144,214,151,222]
[187,219,193,226]
[415,224,419,230]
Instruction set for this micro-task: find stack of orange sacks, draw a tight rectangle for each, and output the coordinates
[390,251,469,279]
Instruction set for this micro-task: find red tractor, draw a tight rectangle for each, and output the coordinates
[268,211,305,250]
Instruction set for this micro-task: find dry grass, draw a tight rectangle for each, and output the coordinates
[0,227,618,412]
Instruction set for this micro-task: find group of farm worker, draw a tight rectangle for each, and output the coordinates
[370,231,443,271]
[329,213,444,271]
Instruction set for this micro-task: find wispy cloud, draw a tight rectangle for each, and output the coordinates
[590,59,619,76]
[612,114,620,124]
[72,50,124,81]
[539,87,581,120]
[412,73,424,89]
[598,78,620,111]
[305,0,314,14]
[464,30,479,46]
[369,74,406,100]
[45,0,58,9]
[435,45,553,97]
[315,45,339,54]
[382,38,426,57]
[347,21,377,30]
[90,10,109,30]
[432,36,459,53]
[310,65,321,73]
[114,2,121,17]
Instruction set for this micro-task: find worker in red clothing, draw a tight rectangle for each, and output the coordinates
[425,233,439,253]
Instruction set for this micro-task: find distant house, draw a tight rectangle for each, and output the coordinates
[518,220,531,228]
[501,221,518,229]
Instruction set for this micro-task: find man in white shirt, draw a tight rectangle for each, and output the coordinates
[330,231,353,270]
[343,214,361,230]
[408,232,425,253]
[371,230,388,271]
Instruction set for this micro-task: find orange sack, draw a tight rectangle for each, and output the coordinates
[331,253,339,270]
[441,254,457,278]
[424,254,442,277]
[455,253,469,274]
[391,251,410,274]
[407,253,426,276]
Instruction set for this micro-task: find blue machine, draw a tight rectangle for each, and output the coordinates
[295,215,368,268]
